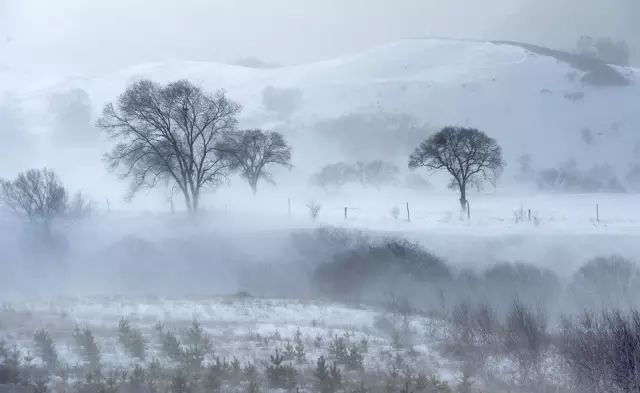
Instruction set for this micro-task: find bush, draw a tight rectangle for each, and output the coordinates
[266,349,297,390]
[307,202,322,222]
[569,255,640,307]
[481,262,560,310]
[314,356,341,393]
[33,329,58,370]
[313,239,451,298]
[117,318,146,360]
[159,329,183,362]
[561,310,640,393]
[504,301,549,383]
[184,320,213,354]
[72,326,100,369]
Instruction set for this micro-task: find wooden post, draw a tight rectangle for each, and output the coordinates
[528,209,531,222]
[344,207,348,220]
[467,201,470,221]
[288,198,291,217]
[406,202,411,222]
[596,204,599,222]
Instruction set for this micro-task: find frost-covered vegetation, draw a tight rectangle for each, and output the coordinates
[1,229,640,392]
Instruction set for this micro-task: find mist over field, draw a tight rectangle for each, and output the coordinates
[0,2,639,393]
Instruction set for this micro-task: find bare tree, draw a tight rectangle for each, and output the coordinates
[67,191,93,219]
[216,129,292,194]
[97,80,240,213]
[409,126,504,210]
[0,168,68,225]
[307,201,322,222]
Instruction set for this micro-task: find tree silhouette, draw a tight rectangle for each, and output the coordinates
[409,126,504,210]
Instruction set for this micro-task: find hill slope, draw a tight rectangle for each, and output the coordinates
[0,38,638,195]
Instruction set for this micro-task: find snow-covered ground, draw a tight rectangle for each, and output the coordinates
[0,296,456,381]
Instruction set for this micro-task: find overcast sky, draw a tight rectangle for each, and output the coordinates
[1,0,638,74]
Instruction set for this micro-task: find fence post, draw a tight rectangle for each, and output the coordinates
[596,204,599,222]
[528,209,531,222]
[406,202,411,222]
[344,207,348,220]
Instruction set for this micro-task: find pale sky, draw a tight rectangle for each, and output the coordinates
[0,0,638,74]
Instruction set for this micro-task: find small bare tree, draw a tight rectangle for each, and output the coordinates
[307,201,322,222]
[0,168,68,225]
[67,191,93,219]
[216,129,292,194]
[97,79,240,213]
[409,126,504,210]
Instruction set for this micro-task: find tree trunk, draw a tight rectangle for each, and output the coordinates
[249,178,258,195]
[459,183,467,211]
[192,191,199,213]
[181,189,193,213]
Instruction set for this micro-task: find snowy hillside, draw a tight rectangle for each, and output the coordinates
[0,38,638,202]
[3,38,638,156]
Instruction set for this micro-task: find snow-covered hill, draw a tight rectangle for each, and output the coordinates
[0,38,638,200]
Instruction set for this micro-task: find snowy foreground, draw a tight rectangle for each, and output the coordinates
[0,296,465,386]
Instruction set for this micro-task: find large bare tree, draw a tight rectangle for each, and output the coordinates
[97,80,241,212]
[216,129,292,194]
[0,168,68,225]
[409,126,504,210]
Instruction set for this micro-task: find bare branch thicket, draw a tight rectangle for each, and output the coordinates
[97,79,241,213]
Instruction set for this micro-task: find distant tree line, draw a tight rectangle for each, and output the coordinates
[576,35,630,66]
[311,161,400,191]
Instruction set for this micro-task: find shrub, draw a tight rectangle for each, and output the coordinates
[560,309,640,393]
[328,335,348,363]
[345,344,364,370]
[293,328,305,363]
[33,329,58,370]
[160,330,183,362]
[266,349,297,390]
[504,301,549,383]
[314,356,341,393]
[313,239,450,298]
[72,326,100,368]
[482,262,560,310]
[184,320,213,354]
[570,255,640,307]
[170,370,190,393]
[117,318,146,360]
[307,202,322,222]
[391,206,400,220]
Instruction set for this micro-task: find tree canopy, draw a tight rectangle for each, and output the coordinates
[409,126,504,210]
[97,80,241,212]
[216,129,292,194]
